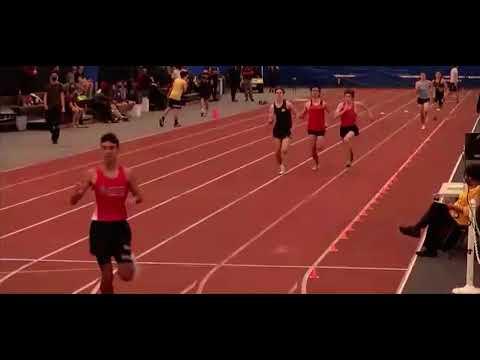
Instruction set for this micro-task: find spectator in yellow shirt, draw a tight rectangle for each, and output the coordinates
[399,164,480,257]
[159,70,188,128]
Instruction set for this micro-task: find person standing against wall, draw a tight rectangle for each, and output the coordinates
[242,65,255,102]
[229,65,241,102]
[43,72,65,144]
[449,65,460,103]
[209,66,220,101]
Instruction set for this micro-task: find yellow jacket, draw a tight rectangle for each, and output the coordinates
[451,185,480,225]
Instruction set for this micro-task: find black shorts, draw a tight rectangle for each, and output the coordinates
[199,86,211,100]
[89,220,133,266]
[168,99,183,109]
[417,98,430,105]
[308,129,326,137]
[273,128,291,140]
[434,91,445,105]
[340,125,359,139]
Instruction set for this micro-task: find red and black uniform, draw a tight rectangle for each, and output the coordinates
[89,166,133,266]
[307,100,327,136]
[339,102,360,138]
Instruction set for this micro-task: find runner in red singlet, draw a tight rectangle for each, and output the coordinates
[334,89,373,167]
[70,132,143,294]
[299,86,330,170]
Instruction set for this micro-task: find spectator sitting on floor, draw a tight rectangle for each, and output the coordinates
[67,84,87,128]
[98,81,130,122]
[91,81,115,123]
[112,82,134,119]
[399,164,480,257]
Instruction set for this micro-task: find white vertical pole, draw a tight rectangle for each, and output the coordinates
[453,199,480,294]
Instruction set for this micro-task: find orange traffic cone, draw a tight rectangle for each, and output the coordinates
[309,268,319,279]
[329,244,339,252]
[212,108,220,120]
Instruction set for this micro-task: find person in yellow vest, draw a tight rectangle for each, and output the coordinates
[399,164,480,257]
[159,70,188,128]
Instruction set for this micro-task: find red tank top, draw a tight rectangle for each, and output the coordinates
[340,102,357,127]
[307,99,326,131]
[92,166,129,221]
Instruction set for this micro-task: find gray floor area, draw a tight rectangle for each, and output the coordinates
[403,120,480,293]
[0,88,312,171]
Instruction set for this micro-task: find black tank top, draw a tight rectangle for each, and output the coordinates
[273,100,292,130]
[433,79,445,92]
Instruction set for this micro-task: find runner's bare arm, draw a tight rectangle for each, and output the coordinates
[324,101,330,114]
[334,102,347,119]
[356,101,374,121]
[126,168,143,204]
[268,104,275,124]
[298,102,309,119]
[287,101,297,122]
[70,169,94,205]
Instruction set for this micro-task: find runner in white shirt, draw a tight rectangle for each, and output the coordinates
[449,66,459,103]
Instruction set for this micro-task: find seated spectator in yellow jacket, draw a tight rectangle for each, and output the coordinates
[399,164,480,257]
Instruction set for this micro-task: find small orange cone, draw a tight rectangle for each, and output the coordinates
[309,268,319,279]
[212,108,220,120]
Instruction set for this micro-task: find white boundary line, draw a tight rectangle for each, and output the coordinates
[0,90,389,210]
[301,92,472,294]
[70,96,415,294]
[0,116,290,212]
[0,106,271,176]
[197,107,419,293]
[0,112,266,191]
[0,92,411,293]
[180,281,198,294]
[0,92,403,239]
[0,257,409,271]
[0,268,97,275]
[288,283,298,294]
[0,119,307,238]
[396,110,480,294]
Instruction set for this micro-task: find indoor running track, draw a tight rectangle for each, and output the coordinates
[0,88,476,294]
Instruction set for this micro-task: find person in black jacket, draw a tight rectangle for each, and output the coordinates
[229,66,241,102]
[209,66,219,101]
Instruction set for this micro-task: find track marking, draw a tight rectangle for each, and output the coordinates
[180,281,198,294]
[301,92,472,294]
[197,110,419,293]
[0,117,295,212]
[1,90,388,210]
[0,257,409,271]
[0,110,271,187]
[288,282,298,294]
[0,93,404,238]
[69,97,416,295]
[0,94,412,291]
[0,88,394,200]
[396,108,480,294]
[0,268,97,275]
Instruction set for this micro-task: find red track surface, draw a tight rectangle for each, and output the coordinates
[0,88,476,294]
